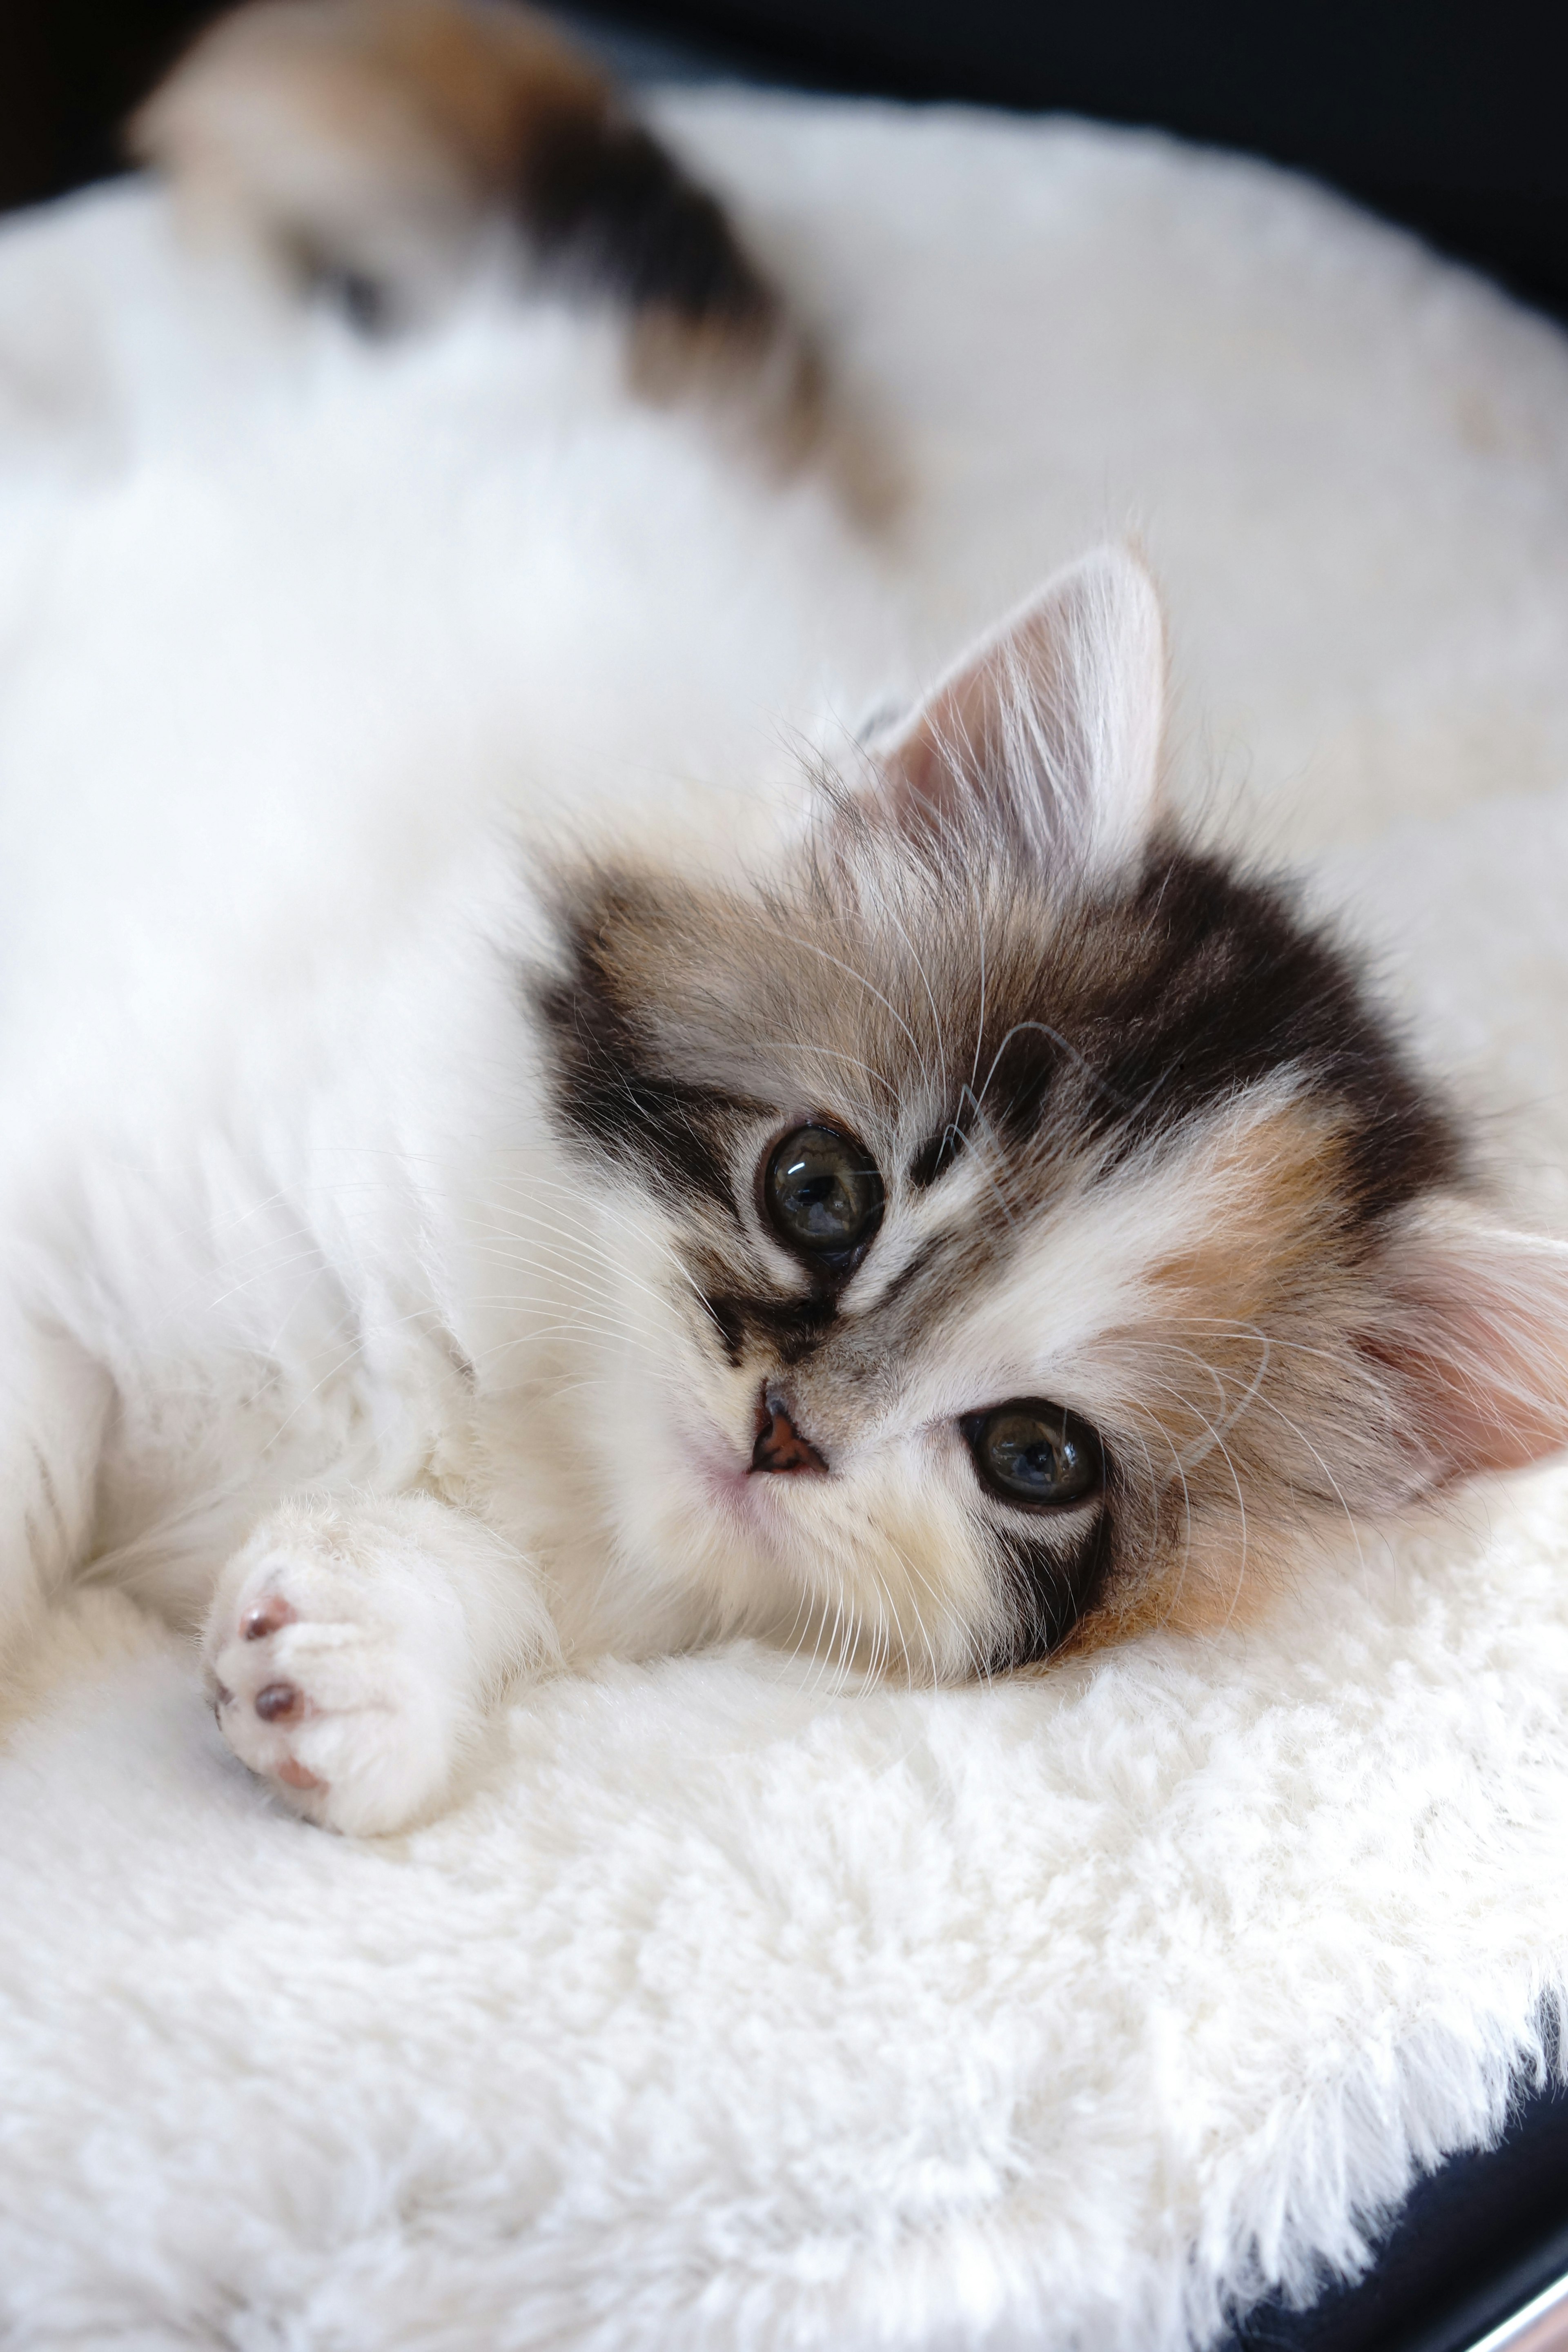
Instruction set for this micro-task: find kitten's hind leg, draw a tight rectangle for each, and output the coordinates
[205,1492,556,1834]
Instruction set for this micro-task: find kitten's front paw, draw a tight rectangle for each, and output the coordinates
[203,1498,479,1835]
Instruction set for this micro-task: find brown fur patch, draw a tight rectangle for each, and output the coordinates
[1049,1519,1290,1663]
[131,0,870,498]
[337,0,606,195]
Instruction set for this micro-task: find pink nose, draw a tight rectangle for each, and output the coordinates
[751,1392,828,1475]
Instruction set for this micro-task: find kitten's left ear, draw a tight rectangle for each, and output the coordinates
[871,544,1166,879]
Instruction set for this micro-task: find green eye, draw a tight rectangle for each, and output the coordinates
[764,1124,884,1261]
[963,1401,1103,1508]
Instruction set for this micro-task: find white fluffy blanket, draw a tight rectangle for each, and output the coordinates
[5,90,1568,2352]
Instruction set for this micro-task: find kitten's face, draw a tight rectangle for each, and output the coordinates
[534,551,1568,1673]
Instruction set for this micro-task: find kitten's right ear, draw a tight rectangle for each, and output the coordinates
[869,545,1166,880]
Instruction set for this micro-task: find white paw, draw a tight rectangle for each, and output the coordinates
[203,1497,479,1835]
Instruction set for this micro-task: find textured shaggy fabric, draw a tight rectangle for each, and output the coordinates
[4,89,1568,2352]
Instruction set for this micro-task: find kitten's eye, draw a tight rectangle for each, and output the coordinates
[764,1124,884,1261]
[963,1401,1103,1508]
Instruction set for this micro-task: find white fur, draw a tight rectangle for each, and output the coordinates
[0,261,919,1817]
[5,85,1568,2351]
[0,212,1199,1802]
[205,1492,556,1833]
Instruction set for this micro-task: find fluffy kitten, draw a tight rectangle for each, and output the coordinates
[2,0,1566,1837]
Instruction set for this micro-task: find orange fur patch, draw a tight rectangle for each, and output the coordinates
[341,0,608,193]
[1148,1097,1352,1326]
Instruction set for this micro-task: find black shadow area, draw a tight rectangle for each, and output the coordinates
[1225,2080,1568,2352]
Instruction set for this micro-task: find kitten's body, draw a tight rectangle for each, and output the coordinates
[5,0,1568,1835]
[0,314,886,1646]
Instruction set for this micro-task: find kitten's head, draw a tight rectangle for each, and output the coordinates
[534,548,1568,1672]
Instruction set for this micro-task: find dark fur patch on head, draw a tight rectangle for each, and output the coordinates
[1066,849,1463,1214]
[835,831,1462,1248]
[909,1127,964,1189]
[528,878,766,1219]
[903,844,1466,1236]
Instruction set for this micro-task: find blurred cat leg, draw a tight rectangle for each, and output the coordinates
[203,1490,557,1834]
[0,1311,111,1658]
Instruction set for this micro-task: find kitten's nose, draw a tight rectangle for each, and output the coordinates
[751,1390,828,1475]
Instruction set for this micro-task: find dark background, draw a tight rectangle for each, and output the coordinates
[2,0,1566,323]
[3,0,1567,2343]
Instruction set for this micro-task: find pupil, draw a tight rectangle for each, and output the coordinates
[765,1124,884,1258]
[996,1425,1058,1490]
[967,1402,1102,1508]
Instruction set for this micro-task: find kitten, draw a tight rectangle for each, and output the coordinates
[2,0,1566,1838]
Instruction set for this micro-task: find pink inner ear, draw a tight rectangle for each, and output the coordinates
[1378,1220,1568,1486]
[871,545,1166,875]
[886,604,1065,808]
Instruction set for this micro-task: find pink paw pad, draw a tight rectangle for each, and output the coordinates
[243,1597,296,1640]
[254,1681,303,1723]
